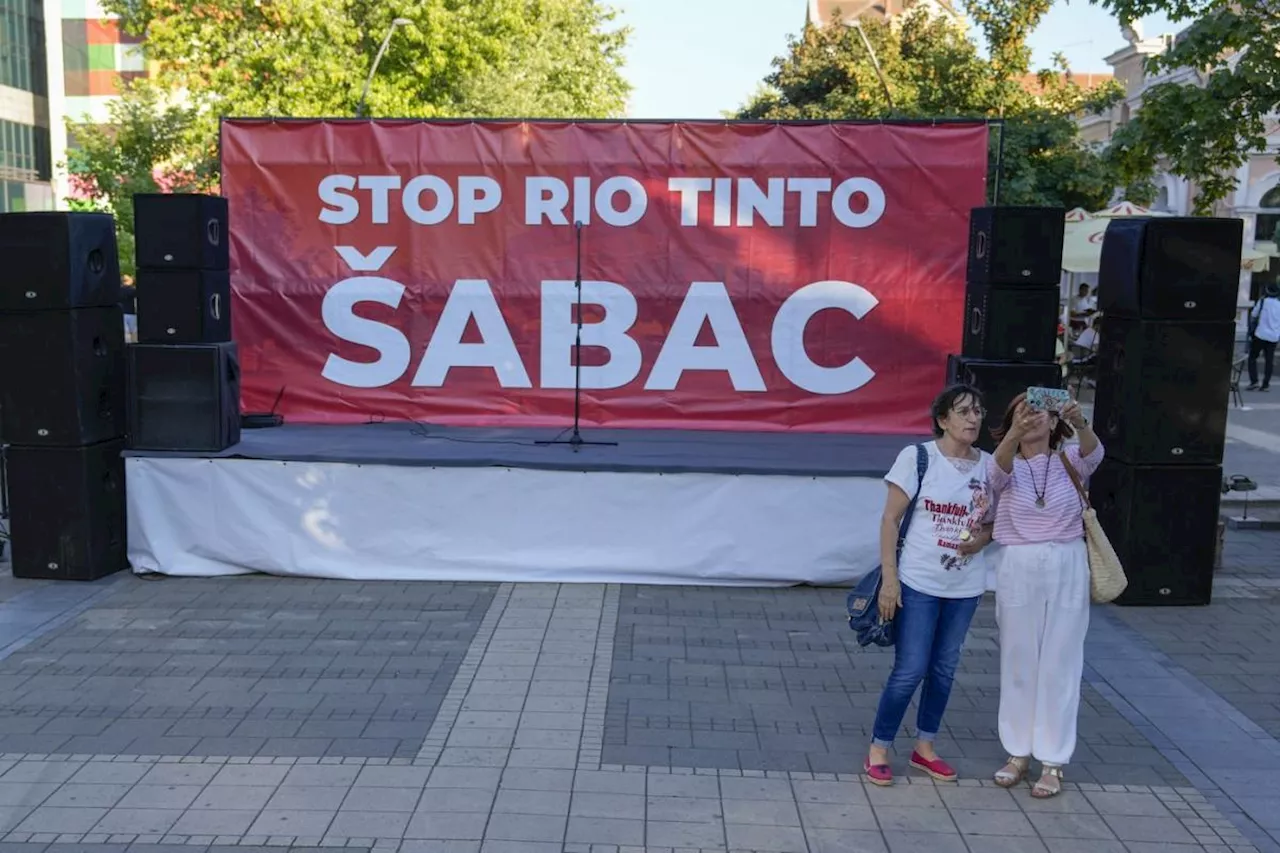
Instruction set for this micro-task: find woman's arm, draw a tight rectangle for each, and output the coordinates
[877,484,911,620]
[1074,420,1100,458]
[1063,401,1100,459]
[956,522,993,556]
[992,430,1020,478]
[880,484,911,578]
[993,400,1034,477]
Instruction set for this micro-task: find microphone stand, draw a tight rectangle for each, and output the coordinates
[536,221,617,452]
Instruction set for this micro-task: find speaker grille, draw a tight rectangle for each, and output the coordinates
[1090,458,1221,606]
[127,342,241,452]
[1092,318,1232,464]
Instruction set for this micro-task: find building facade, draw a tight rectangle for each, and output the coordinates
[0,0,144,212]
[1079,22,1280,300]
[0,0,53,212]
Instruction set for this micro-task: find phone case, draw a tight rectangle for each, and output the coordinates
[1027,386,1070,411]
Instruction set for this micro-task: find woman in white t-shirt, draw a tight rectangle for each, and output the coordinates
[865,384,996,786]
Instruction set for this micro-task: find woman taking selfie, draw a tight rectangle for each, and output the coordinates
[988,392,1102,798]
[864,385,995,786]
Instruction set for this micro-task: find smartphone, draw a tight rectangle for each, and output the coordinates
[1027,386,1070,412]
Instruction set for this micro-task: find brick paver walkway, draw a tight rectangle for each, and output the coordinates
[0,531,1274,853]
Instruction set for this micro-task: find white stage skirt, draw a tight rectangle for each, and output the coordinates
[125,457,886,586]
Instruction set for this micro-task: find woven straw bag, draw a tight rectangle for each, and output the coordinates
[1059,451,1128,604]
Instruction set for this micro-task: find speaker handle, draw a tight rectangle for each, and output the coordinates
[974,230,987,260]
[207,217,221,246]
[210,292,221,320]
[969,306,984,335]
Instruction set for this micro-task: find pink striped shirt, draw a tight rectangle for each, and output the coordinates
[989,443,1104,545]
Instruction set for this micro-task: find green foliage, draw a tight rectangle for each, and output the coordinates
[737,10,1128,211]
[965,0,1052,81]
[62,79,210,276]
[1093,0,1278,213]
[63,0,631,263]
[105,0,630,123]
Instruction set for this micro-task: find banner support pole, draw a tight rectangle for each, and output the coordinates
[992,120,1006,206]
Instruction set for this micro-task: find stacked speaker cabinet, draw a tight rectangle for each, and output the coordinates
[0,212,129,580]
[1091,216,1243,606]
[948,206,1066,452]
[129,194,241,452]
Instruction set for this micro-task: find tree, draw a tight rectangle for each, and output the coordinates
[106,0,630,123]
[62,79,211,277]
[65,0,631,257]
[737,9,1127,211]
[1093,0,1278,213]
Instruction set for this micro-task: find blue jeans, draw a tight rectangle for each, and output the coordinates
[871,583,981,748]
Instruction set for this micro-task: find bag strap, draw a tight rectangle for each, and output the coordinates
[895,443,929,558]
[1058,450,1090,509]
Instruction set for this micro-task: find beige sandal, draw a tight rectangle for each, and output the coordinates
[1031,764,1063,798]
[993,755,1028,788]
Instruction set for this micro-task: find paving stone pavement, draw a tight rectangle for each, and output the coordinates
[1111,531,1280,741]
[0,577,496,759]
[602,587,1188,787]
[0,531,1275,852]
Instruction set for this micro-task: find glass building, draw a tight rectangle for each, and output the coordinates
[0,0,53,212]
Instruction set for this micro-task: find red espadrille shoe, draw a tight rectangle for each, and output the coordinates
[909,751,957,782]
[863,757,893,786]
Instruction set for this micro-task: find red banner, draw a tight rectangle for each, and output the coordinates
[220,119,987,433]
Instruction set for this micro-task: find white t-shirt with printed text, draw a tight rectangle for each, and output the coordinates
[884,441,993,599]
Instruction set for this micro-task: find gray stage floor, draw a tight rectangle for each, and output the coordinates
[123,422,929,478]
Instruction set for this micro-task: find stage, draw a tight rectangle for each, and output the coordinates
[123,424,922,586]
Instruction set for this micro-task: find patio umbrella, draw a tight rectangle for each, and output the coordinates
[1092,201,1163,217]
[1061,207,1267,273]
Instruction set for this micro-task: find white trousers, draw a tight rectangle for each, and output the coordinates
[995,539,1090,765]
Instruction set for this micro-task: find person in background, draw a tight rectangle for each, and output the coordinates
[1073,314,1101,356]
[986,392,1102,798]
[1069,283,1097,333]
[120,276,137,343]
[864,385,996,786]
[1247,282,1280,391]
[1054,324,1069,381]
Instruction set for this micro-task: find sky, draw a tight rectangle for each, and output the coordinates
[612,0,1178,120]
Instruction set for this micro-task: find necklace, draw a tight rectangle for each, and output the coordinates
[1023,452,1050,508]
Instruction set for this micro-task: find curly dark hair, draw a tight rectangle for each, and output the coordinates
[989,391,1075,450]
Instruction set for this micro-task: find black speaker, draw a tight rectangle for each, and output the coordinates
[0,307,126,446]
[967,206,1066,286]
[1089,458,1221,606]
[1098,217,1243,322]
[0,212,121,310]
[962,283,1059,361]
[4,439,127,581]
[127,342,241,451]
[1092,318,1233,465]
[136,268,232,344]
[133,193,229,270]
[946,356,1063,452]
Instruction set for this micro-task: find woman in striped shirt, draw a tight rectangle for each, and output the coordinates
[987,393,1103,798]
